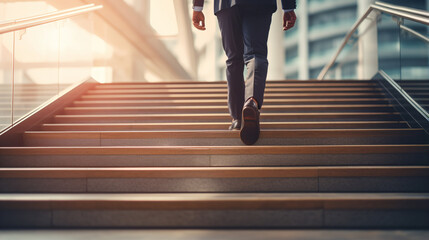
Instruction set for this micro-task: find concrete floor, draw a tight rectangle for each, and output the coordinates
[1,230,429,240]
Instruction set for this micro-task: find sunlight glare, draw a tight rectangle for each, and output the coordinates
[150,0,178,36]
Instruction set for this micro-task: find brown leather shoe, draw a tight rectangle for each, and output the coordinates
[240,98,260,145]
[228,119,241,131]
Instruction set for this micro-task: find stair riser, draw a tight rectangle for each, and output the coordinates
[23,135,428,147]
[72,99,391,107]
[79,94,386,101]
[39,122,410,131]
[1,153,427,167]
[95,84,380,89]
[86,89,384,95]
[2,209,428,228]
[62,107,395,115]
[52,115,403,123]
[95,83,380,89]
[1,177,428,193]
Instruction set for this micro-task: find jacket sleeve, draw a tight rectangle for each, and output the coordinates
[193,0,204,7]
[281,0,296,10]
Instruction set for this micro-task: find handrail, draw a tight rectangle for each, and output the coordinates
[400,25,429,44]
[317,3,429,80]
[375,1,429,18]
[0,4,103,35]
[0,4,96,28]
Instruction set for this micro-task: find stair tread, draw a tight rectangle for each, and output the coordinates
[1,166,429,179]
[42,121,408,126]
[87,88,383,94]
[23,129,424,139]
[96,82,378,87]
[1,193,429,210]
[54,112,399,117]
[64,104,393,110]
[81,93,385,98]
[52,112,402,123]
[73,98,390,104]
[39,121,409,131]
[1,145,428,155]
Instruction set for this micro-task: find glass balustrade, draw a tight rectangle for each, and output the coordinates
[0,11,95,133]
[377,12,401,79]
[13,21,60,122]
[320,3,429,120]
[398,18,429,112]
[0,32,13,132]
[376,12,429,115]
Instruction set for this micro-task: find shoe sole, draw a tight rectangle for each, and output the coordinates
[240,106,260,145]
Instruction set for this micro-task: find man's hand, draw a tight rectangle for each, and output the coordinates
[283,10,297,31]
[192,11,206,31]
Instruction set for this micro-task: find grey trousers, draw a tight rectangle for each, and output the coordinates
[216,5,273,120]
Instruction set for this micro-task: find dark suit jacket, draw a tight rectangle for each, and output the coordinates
[193,0,297,14]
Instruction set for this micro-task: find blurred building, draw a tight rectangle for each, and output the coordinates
[285,0,429,80]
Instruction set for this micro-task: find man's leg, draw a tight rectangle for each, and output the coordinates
[239,7,273,145]
[242,7,273,108]
[216,7,245,122]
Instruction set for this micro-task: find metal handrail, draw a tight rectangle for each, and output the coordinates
[0,4,103,35]
[375,1,429,18]
[400,25,429,44]
[317,3,429,80]
[0,4,96,27]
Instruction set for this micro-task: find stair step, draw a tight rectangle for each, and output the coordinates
[39,121,410,131]
[1,193,428,228]
[51,112,402,123]
[99,80,377,85]
[86,88,383,95]
[80,93,386,101]
[1,145,427,167]
[72,98,391,107]
[95,82,379,89]
[22,129,428,146]
[0,166,428,193]
[62,105,395,115]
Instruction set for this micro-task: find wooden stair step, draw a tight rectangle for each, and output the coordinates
[79,92,386,101]
[62,105,395,115]
[1,193,428,228]
[72,98,391,107]
[0,166,428,193]
[1,145,427,155]
[2,145,427,167]
[86,88,383,95]
[51,112,402,123]
[100,80,377,85]
[95,82,379,89]
[39,121,410,131]
[22,129,428,146]
[1,193,428,210]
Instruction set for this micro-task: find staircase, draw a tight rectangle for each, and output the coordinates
[1,80,429,228]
